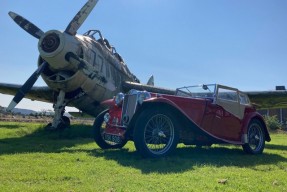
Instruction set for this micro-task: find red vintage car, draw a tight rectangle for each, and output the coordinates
[93,84,271,158]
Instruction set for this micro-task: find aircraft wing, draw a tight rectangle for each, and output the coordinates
[245,90,287,109]
[123,81,287,110]
[0,83,54,104]
[2,81,286,110]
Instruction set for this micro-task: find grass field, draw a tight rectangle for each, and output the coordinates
[0,121,286,192]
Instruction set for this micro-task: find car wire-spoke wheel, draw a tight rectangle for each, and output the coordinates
[134,108,179,158]
[248,124,264,151]
[144,114,175,155]
[242,120,265,154]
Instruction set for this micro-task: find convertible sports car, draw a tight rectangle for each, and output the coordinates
[93,84,271,158]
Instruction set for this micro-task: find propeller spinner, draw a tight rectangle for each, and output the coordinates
[6,0,98,111]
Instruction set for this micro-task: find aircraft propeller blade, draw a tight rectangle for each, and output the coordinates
[8,11,44,39]
[65,0,98,36]
[6,62,48,111]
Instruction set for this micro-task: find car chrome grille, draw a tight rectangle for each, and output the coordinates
[122,94,138,125]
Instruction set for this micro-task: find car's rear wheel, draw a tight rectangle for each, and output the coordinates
[134,108,179,158]
[242,119,265,154]
[93,110,127,149]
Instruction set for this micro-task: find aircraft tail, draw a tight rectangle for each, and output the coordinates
[146,75,154,86]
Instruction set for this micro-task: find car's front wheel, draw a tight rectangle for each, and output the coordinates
[93,110,127,149]
[242,119,265,154]
[133,108,179,158]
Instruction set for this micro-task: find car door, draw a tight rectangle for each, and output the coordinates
[212,85,243,141]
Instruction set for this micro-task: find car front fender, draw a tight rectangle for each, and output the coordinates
[126,97,222,144]
[242,112,271,142]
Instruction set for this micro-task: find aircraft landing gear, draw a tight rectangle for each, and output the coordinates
[45,116,71,131]
[45,90,70,131]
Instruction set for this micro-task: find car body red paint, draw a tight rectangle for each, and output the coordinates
[94,84,271,157]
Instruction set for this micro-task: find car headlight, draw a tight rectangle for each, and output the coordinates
[104,113,110,123]
[115,92,124,106]
[138,91,151,105]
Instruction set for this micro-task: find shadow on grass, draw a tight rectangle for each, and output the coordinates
[1,122,287,174]
[0,123,94,154]
[265,143,287,151]
[84,145,287,174]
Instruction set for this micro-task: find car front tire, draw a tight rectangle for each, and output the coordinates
[133,108,179,158]
[242,119,265,154]
[93,110,127,149]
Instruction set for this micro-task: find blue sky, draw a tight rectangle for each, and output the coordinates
[0,0,287,111]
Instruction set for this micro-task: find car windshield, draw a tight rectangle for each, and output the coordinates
[176,84,216,98]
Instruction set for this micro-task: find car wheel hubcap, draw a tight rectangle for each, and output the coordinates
[144,114,174,155]
[248,123,263,151]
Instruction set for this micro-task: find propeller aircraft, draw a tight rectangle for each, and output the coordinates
[1,0,287,130]
[0,0,144,129]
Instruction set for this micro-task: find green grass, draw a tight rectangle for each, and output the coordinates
[0,121,286,192]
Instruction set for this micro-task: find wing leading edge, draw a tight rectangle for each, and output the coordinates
[1,82,287,110]
[245,90,287,109]
[0,83,54,104]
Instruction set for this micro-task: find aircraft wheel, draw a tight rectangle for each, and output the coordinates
[93,110,127,149]
[242,119,265,154]
[56,116,71,130]
[61,116,71,128]
[133,108,179,158]
[45,116,70,131]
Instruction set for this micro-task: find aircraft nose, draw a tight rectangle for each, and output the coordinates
[38,30,81,71]
[41,32,60,53]
[38,30,64,58]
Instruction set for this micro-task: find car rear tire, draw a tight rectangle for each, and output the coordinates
[242,119,265,154]
[133,108,179,158]
[93,110,127,149]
